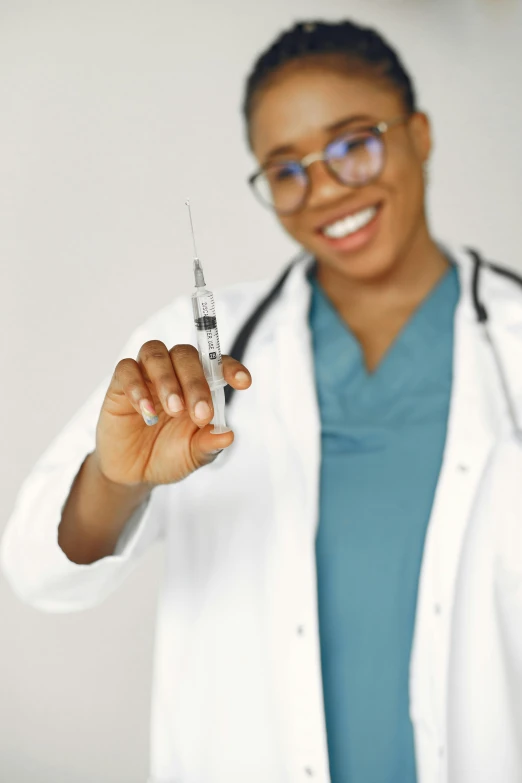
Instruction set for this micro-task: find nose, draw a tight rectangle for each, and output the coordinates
[305,159,355,211]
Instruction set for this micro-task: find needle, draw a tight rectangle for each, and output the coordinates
[185,198,205,287]
[185,199,199,261]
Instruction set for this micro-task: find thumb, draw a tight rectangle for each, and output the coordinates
[190,425,234,468]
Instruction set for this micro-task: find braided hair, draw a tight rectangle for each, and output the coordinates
[243,20,417,141]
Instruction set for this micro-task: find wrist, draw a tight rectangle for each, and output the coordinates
[89,451,153,501]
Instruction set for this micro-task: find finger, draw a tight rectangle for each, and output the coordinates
[221,355,252,389]
[191,424,235,466]
[170,344,214,428]
[137,340,186,418]
[112,358,159,426]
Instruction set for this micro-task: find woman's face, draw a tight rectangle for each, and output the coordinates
[250,62,431,282]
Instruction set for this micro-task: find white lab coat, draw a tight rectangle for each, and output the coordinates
[2,246,522,783]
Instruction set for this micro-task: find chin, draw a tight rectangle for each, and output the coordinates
[313,243,399,283]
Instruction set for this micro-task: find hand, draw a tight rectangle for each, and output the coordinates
[94,341,251,487]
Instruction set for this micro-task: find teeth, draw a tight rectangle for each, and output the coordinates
[322,206,377,239]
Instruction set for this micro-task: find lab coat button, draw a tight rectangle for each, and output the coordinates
[457,463,469,473]
[304,766,314,776]
[438,745,445,758]
[434,603,442,615]
[297,625,305,636]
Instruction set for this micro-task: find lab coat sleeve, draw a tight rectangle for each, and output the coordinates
[0,299,192,613]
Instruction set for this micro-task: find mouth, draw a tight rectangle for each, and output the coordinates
[316,202,382,240]
[314,202,384,254]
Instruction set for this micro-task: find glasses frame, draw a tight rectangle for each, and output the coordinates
[248,114,410,216]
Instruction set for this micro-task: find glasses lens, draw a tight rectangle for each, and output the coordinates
[253,161,307,214]
[327,131,384,186]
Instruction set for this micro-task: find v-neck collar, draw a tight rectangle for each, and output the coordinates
[308,261,460,388]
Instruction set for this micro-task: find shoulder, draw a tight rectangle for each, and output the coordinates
[463,247,522,409]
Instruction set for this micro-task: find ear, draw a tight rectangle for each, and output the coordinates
[408,112,432,163]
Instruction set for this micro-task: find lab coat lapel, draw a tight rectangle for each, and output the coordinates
[257,255,329,780]
[276,258,322,522]
[409,247,498,778]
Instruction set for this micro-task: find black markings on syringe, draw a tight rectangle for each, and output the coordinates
[195,316,217,330]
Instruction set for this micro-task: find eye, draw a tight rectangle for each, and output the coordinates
[268,161,302,182]
[328,132,373,159]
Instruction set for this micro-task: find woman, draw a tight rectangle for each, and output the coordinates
[3,18,522,783]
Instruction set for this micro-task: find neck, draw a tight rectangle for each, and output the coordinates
[315,223,449,329]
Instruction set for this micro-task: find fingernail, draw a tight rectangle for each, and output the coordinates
[209,449,223,455]
[235,371,249,384]
[167,393,184,414]
[195,400,211,420]
[139,399,158,426]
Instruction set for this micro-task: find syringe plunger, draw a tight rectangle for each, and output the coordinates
[210,386,228,434]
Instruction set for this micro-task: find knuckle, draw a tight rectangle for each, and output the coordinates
[170,343,198,361]
[114,357,137,379]
[140,340,167,361]
[115,357,134,372]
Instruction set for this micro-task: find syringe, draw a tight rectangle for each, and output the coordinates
[185,199,231,435]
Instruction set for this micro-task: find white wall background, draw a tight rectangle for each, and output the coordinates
[1,1,521,780]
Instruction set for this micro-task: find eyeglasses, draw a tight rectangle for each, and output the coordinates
[248,115,409,216]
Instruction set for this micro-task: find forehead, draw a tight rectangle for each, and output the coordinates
[250,64,403,161]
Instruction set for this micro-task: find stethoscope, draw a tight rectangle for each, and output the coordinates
[223,247,522,440]
[469,248,522,441]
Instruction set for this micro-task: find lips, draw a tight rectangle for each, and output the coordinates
[313,200,384,254]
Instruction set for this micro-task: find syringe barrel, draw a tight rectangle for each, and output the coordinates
[191,287,226,390]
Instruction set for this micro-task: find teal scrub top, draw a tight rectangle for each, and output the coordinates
[308,262,460,783]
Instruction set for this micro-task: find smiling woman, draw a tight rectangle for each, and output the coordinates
[234,19,522,783]
[243,21,449,371]
[240,21,458,782]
